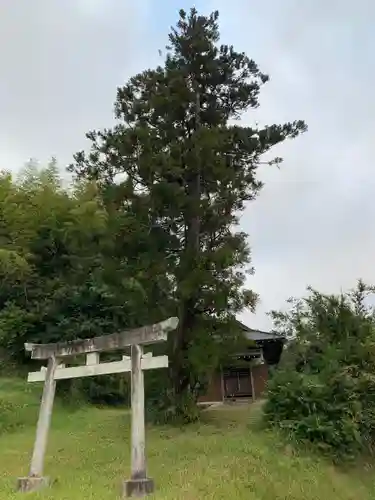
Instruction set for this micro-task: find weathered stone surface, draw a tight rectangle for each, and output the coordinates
[25,317,178,359]
[123,346,153,497]
[21,318,175,497]
[131,345,146,480]
[29,356,57,477]
[123,478,154,498]
[17,476,50,492]
[27,355,169,382]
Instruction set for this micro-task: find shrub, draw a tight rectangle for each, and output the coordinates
[264,280,375,460]
[56,373,131,407]
[146,387,201,425]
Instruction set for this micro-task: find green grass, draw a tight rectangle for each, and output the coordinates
[1,379,375,499]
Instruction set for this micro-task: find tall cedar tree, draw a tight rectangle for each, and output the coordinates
[69,8,306,407]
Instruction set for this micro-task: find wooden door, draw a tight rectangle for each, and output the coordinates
[223,367,252,398]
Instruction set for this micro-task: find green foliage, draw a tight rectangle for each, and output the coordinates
[147,387,201,425]
[69,7,306,412]
[0,9,306,417]
[264,280,375,460]
[0,162,150,358]
[57,374,131,407]
[0,162,154,404]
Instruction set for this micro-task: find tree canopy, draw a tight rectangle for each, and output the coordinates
[68,8,306,416]
[0,8,307,421]
[0,161,157,361]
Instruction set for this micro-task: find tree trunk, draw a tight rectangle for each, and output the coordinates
[172,90,201,402]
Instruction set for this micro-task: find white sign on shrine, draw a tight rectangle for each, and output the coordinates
[17,317,178,498]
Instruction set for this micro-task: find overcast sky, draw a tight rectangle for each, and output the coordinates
[1,0,374,330]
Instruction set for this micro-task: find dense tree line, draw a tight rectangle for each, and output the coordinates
[0,161,156,358]
[0,8,306,418]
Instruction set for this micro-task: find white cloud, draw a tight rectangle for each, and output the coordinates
[213,0,375,329]
[0,0,149,170]
[75,0,109,18]
[1,0,374,331]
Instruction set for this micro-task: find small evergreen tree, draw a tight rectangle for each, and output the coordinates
[69,8,306,418]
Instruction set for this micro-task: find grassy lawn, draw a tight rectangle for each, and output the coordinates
[0,379,375,499]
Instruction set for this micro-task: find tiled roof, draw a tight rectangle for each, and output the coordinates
[235,320,285,341]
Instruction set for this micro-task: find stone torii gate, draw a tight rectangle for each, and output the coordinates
[17,317,178,498]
